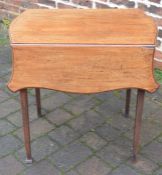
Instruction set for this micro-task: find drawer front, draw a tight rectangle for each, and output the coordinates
[8,46,158,93]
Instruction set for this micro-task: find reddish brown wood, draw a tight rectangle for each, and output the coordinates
[133,89,145,161]
[35,88,41,117]
[20,89,32,163]
[9,9,157,45]
[8,46,159,93]
[8,9,159,93]
[125,89,131,118]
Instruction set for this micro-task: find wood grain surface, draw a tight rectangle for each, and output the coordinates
[8,46,159,93]
[9,9,157,45]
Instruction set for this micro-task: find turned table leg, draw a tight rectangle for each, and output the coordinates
[125,89,131,118]
[20,89,32,163]
[133,89,145,161]
[35,88,42,117]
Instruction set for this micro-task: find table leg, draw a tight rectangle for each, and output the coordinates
[20,89,32,163]
[125,89,131,118]
[35,88,42,117]
[133,89,145,162]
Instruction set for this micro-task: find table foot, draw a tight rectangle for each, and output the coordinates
[124,113,129,118]
[132,154,138,163]
[25,158,33,164]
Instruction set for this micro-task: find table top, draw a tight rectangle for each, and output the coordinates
[9,9,157,45]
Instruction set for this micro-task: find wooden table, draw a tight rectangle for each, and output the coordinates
[8,9,159,163]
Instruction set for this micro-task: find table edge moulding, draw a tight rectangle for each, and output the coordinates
[7,9,160,164]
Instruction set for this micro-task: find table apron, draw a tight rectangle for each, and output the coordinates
[8,46,159,93]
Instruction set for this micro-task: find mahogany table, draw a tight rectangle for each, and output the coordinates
[8,9,159,163]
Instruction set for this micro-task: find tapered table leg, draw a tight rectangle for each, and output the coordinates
[20,89,32,163]
[35,88,41,117]
[125,89,131,118]
[133,89,145,162]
